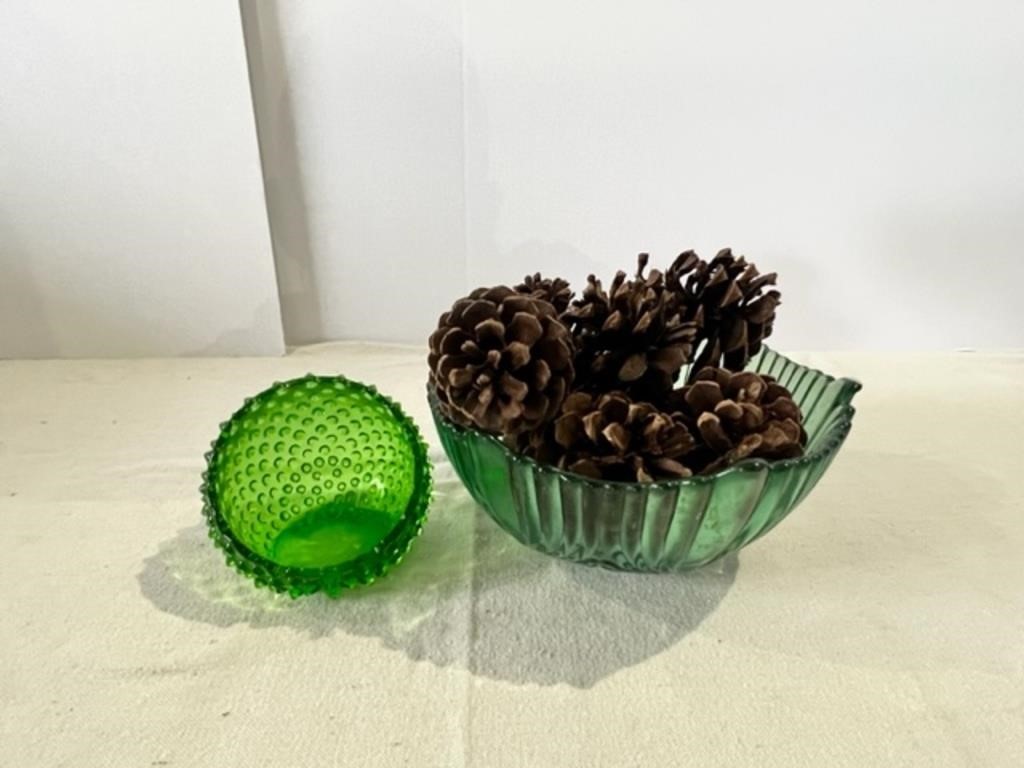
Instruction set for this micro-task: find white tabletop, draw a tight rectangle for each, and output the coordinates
[2,344,1021,767]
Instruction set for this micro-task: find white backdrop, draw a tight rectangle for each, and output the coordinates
[1,1,283,358]
[264,0,1024,349]
[242,0,466,348]
[3,1,1023,357]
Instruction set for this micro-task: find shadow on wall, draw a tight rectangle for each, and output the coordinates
[184,298,284,357]
[877,195,1024,348]
[462,61,607,290]
[139,458,738,688]
[240,0,323,346]
[755,248,856,350]
[0,217,57,358]
[2,212,284,358]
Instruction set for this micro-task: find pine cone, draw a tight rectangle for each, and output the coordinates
[667,248,781,372]
[563,254,697,402]
[515,273,574,314]
[428,286,575,435]
[519,391,697,482]
[667,367,806,474]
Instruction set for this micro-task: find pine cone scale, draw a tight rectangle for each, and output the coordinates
[508,312,544,344]
[503,341,529,369]
[684,380,722,412]
[618,353,647,382]
[553,413,581,447]
[458,299,499,327]
[532,358,552,389]
[534,337,572,369]
[582,410,603,442]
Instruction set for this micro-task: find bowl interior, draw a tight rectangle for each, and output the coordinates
[207,376,426,569]
[435,347,860,484]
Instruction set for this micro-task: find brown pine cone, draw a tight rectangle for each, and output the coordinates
[515,273,574,314]
[562,254,698,403]
[667,248,781,372]
[519,390,697,482]
[667,367,806,474]
[428,286,575,436]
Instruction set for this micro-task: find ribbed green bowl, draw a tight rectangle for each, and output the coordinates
[431,348,860,571]
[202,375,432,597]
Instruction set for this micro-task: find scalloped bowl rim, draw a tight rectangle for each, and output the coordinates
[429,349,861,491]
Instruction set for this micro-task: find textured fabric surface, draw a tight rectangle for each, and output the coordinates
[2,344,1021,767]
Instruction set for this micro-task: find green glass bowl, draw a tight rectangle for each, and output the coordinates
[202,375,432,597]
[431,348,860,571]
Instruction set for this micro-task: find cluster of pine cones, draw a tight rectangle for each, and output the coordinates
[428,249,806,482]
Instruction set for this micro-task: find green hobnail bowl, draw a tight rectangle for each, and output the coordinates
[202,375,432,597]
[431,348,860,571]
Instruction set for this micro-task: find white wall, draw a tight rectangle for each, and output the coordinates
[4,1,1022,355]
[1,2,284,358]
[266,0,1024,349]
[242,0,466,347]
[463,0,1024,350]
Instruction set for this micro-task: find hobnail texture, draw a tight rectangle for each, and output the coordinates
[202,375,432,597]
[431,348,860,571]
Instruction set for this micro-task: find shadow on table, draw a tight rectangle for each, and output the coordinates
[139,462,738,688]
